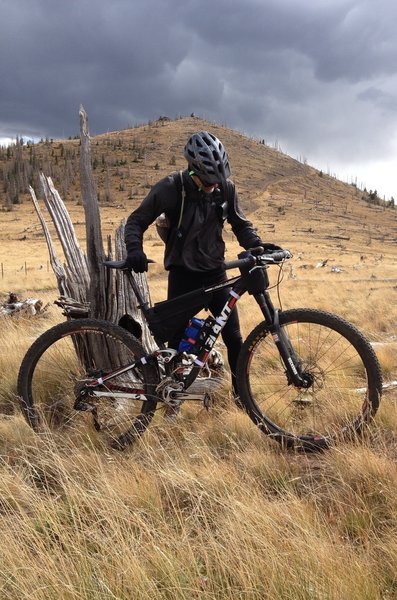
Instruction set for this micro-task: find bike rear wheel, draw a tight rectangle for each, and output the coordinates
[17,318,159,449]
[237,309,382,451]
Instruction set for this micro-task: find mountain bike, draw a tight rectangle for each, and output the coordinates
[17,248,383,451]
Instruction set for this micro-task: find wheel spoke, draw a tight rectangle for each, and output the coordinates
[18,319,158,445]
[238,309,382,449]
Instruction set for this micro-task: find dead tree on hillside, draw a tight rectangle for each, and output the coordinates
[28,105,155,352]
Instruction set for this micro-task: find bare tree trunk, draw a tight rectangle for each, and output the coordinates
[29,176,89,302]
[79,105,106,318]
[29,105,156,352]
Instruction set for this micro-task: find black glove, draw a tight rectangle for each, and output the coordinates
[125,248,148,273]
[260,242,283,253]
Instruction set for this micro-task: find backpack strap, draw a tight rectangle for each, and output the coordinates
[157,172,230,243]
[155,171,186,243]
[176,170,186,230]
[176,171,230,227]
[217,179,231,221]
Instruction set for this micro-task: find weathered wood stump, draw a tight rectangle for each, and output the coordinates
[28,105,156,352]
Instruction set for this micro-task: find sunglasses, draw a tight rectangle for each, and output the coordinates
[189,170,219,189]
[200,178,219,188]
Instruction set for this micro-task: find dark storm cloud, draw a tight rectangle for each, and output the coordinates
[172,0,397,162]
[1,0,397,194]
[0,0,190,136]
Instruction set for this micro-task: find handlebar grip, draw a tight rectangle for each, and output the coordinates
[103,259,127,269]
[224,249,291,270]
[103,259,155,270]
[224,255,255,271]
[267,250,292,262]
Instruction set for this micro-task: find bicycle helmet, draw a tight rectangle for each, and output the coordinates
[184,131,231,185]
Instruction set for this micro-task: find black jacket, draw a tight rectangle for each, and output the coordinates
[125,170,262,272]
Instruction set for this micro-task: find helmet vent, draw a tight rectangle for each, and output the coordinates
[184,131,231,182]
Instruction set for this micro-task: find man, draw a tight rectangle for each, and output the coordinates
[124,130,280,400]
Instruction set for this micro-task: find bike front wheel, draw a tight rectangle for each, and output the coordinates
[237,309,383,451]
[17,318,159,449]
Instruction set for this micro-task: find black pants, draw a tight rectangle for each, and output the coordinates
[167,267,242,394]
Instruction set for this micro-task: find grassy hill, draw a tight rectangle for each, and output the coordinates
[1,113,393,216]
[1,115,396,293]
[1,116,397,598]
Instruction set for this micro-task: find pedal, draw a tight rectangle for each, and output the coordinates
[172,391,206,402]
[74,397,101,431]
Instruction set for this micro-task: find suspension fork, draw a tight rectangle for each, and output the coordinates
[254,291,311,388]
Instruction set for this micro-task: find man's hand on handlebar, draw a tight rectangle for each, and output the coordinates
[247,247,292,263]
[248,243,283,256]
[125,247,148,273]
[260,242,283,254]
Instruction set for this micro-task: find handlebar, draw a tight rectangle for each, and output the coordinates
[103,259,128,270]
[103,250,291,272]
[224,249,292,271]
[103,259,155,270]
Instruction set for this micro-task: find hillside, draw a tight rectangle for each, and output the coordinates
[1,114,393,216]
[1,115,396,291]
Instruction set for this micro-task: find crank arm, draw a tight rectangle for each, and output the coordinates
[91,391,147,400]
[170,392,207,402]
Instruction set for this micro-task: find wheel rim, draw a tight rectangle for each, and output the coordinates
[26,327,155,443]
[246,319,373,442]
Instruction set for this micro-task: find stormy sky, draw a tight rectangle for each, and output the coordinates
[1,0,397,198]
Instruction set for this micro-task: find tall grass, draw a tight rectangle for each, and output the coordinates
[1,414,397,599]
[1,240,397,598]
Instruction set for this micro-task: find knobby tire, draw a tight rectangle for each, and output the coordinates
[17,318,159,449]
[236,309,382,451]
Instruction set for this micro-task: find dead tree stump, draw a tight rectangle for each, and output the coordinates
[28,105,155,352]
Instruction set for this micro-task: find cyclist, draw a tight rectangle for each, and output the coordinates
[124,130,281,403]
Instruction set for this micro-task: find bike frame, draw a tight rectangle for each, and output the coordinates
[81,253,309,403]
[181,270,309,390]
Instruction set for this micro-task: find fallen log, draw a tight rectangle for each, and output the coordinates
[1,293,49,317]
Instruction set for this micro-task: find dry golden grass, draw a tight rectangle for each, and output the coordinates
[1,412,397,598]
[1,117,397,598]
[2,272,397,599]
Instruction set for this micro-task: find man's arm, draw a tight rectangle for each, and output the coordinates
[124,176,178,253]
[226,181,263,249]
